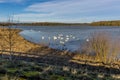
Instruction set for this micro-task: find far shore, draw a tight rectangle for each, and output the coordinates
[1,20,120,26]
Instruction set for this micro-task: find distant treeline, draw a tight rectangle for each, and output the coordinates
[90,20,120,26]
[1,21,120,26]
[0,22,88,26]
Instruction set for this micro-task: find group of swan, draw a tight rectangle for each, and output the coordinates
[29,30,90,45]
[41,34,90,45]
[40,34,77,45]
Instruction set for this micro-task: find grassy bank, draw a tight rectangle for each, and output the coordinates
[0,53,119,80]
[0,28,56,55]
[0,28,40,53]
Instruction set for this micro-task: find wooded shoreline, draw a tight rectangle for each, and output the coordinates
[0,20,120,26]
[0,22,88,26]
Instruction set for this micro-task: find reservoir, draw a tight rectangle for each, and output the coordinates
[18,26,120,51]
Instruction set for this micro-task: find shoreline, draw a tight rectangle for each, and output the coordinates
[0,27,70,56]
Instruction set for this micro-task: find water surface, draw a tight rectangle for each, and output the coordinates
[18,26,120,51]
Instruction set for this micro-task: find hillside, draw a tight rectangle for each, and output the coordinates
[90,20,120,26]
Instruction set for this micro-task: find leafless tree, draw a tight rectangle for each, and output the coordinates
[0,16,20,61]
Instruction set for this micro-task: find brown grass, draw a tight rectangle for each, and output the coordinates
[0,28,40,53]
[73,32,120,69]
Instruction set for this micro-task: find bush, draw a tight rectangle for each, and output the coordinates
[81,32,120,64]
[88,32,110,63]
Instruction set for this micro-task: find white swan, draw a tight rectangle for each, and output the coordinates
[60,41,65,44]
[42,36,45,40]
[53,36,57,40]
[48,37,51,40]
[86,38,89,42]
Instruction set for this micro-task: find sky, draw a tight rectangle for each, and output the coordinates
[0,0,120,23]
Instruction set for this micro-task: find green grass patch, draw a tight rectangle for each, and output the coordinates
[22,71,40,78]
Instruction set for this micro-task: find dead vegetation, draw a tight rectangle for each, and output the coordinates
[73,32,120,69]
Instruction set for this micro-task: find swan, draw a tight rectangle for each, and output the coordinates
[86,38,89,42]
[60,41,65,44]
[42,36,45,40]
[53,36,57,40]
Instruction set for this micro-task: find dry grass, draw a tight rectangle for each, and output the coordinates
[0,28,40,53]
[73,32,120,69]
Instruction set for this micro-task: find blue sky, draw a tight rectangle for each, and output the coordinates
[0,0,120,23]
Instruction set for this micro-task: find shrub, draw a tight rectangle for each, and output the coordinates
[81,32,120,64]
[88,32,110,63]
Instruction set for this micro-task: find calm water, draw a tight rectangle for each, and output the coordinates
[17,26,120,51]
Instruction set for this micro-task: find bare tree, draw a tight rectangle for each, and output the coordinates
[1,17,20,61]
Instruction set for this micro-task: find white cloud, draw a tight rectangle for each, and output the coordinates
[14,13,53,17]
[25,0,120,14]
[14,0,120,22]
